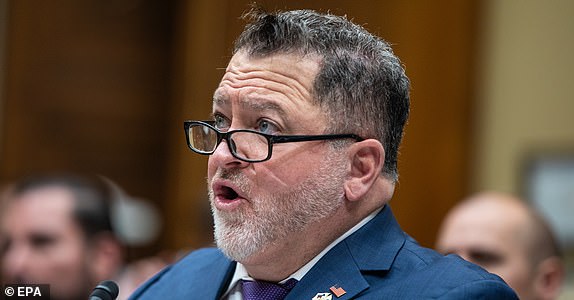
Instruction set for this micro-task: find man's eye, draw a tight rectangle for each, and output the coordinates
[0,237,11,255]
[213,114,230,130]
[257,120,278,134]
[469,250,503,267]
[30,234,56,250]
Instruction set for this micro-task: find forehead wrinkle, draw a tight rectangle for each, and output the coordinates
[213,52,325,131]
[241,70,313,105]
[219,71,313,107]
[213,88,288,114]
[222,53,317,103]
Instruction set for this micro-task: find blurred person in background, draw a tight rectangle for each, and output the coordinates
[436,191,565,300]
[0,173,166,300]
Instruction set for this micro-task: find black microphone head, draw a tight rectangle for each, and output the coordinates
[89,280,119,300]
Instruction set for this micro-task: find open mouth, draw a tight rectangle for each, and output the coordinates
[212,180,245,204]
[219,185,239,201]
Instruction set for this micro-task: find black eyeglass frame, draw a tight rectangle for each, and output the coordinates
[184,120,364,163]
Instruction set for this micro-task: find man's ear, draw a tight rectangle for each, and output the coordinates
[88,233,124,281]
[533,256,565,300]
[343,139,385,202]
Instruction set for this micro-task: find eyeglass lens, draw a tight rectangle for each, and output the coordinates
[189,124,218,154]
[188,124,269,161]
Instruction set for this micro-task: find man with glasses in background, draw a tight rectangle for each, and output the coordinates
[130,8,517,299]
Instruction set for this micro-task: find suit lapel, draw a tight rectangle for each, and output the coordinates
[214,260,237,299]
[177,251,236,299]
[345,205,406,271]
[286,205,406,299]
[286,240,369,299]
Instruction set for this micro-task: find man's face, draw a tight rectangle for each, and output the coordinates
[207,51,348,262]
[436,201,536,299]
[0,187,94,300]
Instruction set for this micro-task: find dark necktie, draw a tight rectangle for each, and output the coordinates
[241,278,298,300]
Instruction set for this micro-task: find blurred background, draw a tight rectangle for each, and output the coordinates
[0,0,572,294]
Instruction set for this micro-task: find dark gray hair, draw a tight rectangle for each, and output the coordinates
[8,173,115,241]
[234,8,410,181]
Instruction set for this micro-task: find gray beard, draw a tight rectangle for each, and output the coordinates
[208,152,346,262]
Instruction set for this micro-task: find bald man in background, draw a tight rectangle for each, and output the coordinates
[436,191,565,300]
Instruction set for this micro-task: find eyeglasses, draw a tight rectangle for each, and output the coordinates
[184,120,364,163]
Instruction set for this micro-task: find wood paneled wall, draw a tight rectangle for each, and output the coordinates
[1,0,478,254]
[0,0,175,257]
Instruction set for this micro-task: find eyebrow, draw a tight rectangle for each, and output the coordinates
[467,249,504,264]
[213,94,287,115]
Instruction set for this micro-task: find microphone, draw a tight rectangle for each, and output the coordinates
[89,280,119,300]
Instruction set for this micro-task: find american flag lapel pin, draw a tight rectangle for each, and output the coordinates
[329,285,347,298]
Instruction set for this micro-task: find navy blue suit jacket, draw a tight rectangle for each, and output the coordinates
[130,206,518,299]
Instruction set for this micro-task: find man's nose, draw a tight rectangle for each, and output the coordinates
[209,139,249,169]
[2,244,31,279]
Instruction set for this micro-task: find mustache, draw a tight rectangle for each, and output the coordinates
[208,168,251,194]
[216,168,245,181]
[210,168,249,183]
